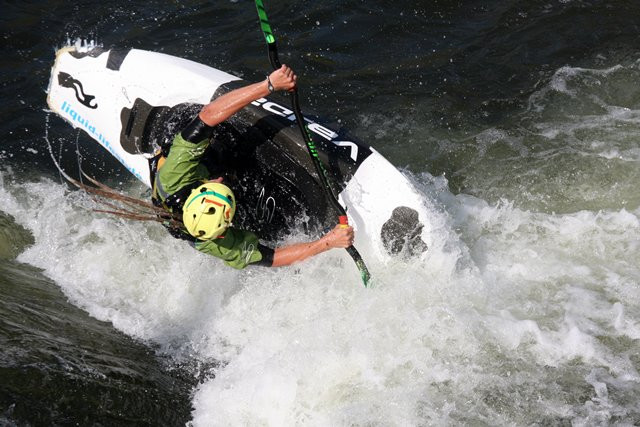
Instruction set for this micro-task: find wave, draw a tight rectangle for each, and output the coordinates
[2,166,639,424]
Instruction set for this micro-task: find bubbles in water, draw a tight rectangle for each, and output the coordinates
[1,146,639,424]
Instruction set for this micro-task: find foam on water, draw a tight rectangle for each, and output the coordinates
[1,165,638,425]
[435,61,640,216]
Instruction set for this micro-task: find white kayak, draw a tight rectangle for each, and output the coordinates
[46,46,429,265]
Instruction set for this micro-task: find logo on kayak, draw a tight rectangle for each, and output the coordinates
[251,97,360,162]
[59,100,145,183]
[256,187,276,223]
[58,72,98,109]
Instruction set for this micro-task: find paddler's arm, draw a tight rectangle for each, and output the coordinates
[199,65,297,126]
[270,224,354,267]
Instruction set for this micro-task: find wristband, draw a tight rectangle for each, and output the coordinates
[266,76,275,94]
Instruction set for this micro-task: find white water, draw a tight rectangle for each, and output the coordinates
[433,61,640,221]
[2,60,640,424]
[1,163,638,424]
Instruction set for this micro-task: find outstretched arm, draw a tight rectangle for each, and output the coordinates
[271,225,354,267]
[199,65,297,127]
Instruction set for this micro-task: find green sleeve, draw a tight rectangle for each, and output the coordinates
[194,228,265,269]
[157,133,211,195]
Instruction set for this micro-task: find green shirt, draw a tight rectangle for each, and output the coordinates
[194,228,264,269]
[155,131,267,269]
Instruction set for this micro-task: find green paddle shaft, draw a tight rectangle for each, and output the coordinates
[254,0,371,287]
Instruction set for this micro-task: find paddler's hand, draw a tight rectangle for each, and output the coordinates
[321,224,354,249]
[269,65,297,92]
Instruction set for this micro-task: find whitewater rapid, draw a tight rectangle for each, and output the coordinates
[2,57,640,424]
[1,161,638,424]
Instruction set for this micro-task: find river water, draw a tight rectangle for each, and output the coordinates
[1,1,640,425]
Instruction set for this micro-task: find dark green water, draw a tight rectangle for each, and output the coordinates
[2,1,640,425]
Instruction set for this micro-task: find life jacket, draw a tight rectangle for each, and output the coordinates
[151,117,217,242]
[150,151,201,242]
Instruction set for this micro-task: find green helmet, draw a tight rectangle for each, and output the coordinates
[182,182,236,240]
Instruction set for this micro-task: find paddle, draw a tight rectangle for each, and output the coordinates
[254,0,371,287]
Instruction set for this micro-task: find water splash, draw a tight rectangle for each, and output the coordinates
[3,165,637,424]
